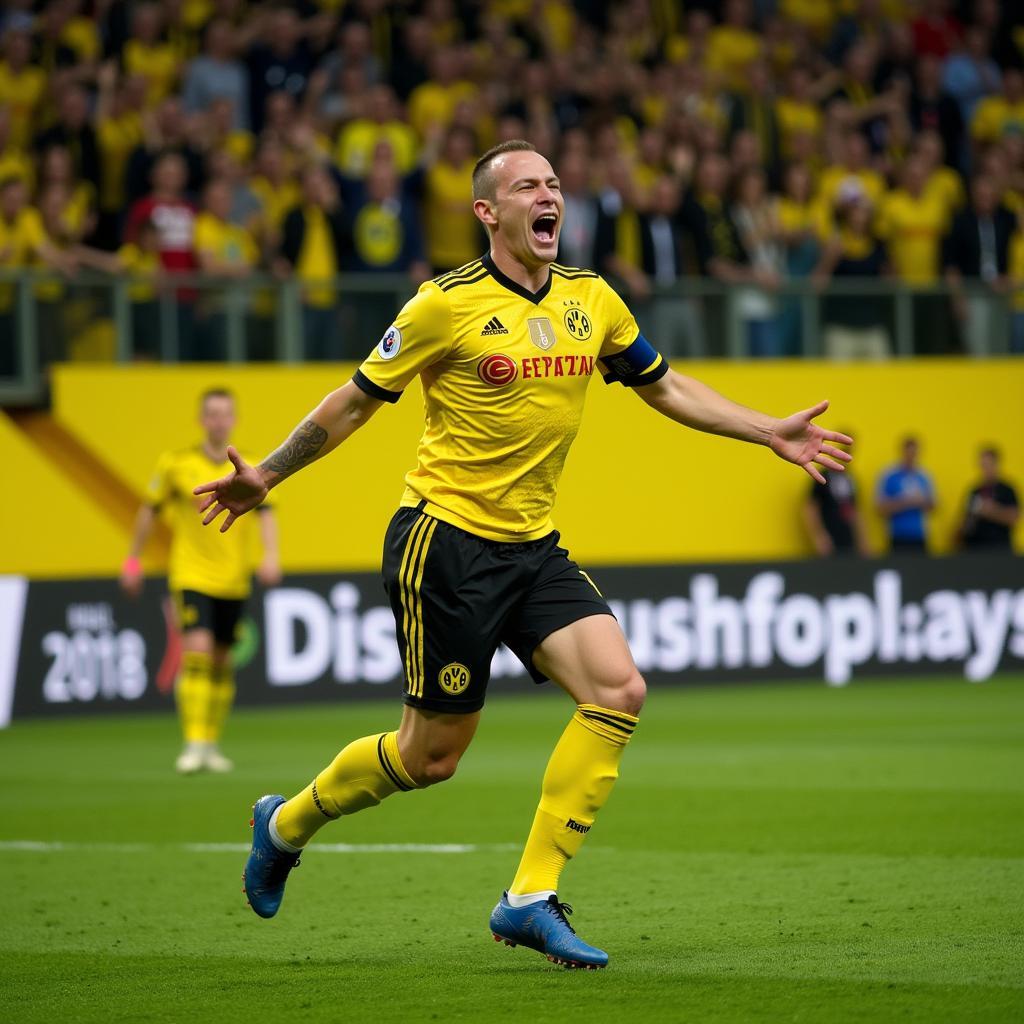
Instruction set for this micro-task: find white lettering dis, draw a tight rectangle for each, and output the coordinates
[265,589,332,685]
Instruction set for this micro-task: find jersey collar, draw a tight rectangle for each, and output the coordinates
[482,252,552,304]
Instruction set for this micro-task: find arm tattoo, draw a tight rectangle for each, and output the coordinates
[259,420,328,481]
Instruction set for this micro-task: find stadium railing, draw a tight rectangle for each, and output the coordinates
[0,270,1018,405]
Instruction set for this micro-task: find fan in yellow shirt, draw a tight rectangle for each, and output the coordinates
[876,156,946,285]
[335,86,419,177]
[249,139,302,250]
[193,178,259,357]
[424,126,480,272]
[124,3,182,107]
[779,0,838,42]
[971,69,1024,144]
[94,64,146,223]
[776,66,824,159]
[1010,227,1024,352]
[0,106,33,190]
[408,48,479,139]
[121,389,280,774]
[0,179,72,313]
[37,144,96,243]
[915,130,964,231]
[706,0,762,89]
[816,132,887,233]
[0,28,48,150]
[195,180,259,272]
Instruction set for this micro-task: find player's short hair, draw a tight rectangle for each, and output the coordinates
[200,387,234,409]
[472,140,537,202]
[980,445,1000,461]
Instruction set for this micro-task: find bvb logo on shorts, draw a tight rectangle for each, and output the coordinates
[438,662,471,695]
[563,306,592,341]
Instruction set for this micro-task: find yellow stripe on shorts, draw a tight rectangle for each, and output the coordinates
[399,516,438,697]
[412,520,438,697]
[399,516,429,694]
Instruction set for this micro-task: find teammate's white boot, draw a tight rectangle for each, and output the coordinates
[203,745,234,773]
[175,743,206,774]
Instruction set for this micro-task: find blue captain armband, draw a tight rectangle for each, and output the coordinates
[600,334,669,387]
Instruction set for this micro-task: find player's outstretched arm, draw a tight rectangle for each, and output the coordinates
[120,504,157,597]
[634,368,853,485]
[193,380,384,532]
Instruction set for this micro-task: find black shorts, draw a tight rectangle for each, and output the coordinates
[382,506,614,714]
[172,589,245,646]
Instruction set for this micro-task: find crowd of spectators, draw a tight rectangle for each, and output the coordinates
[804,437,1020,556]
[1,0,1024,363]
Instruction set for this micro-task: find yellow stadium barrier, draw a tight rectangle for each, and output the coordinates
[16,357,1019,578]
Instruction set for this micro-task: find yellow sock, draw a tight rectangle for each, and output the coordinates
[176,651,214,745]
[207,663,236,745]
[510,704,638,896]
[275,731,418,848]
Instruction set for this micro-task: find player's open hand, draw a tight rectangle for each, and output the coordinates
[769,400,853,485]
[193,446,268,532]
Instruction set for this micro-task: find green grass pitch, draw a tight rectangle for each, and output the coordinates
[1,677,1022,1023]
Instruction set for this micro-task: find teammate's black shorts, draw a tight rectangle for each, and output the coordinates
[382,505,614,714]
[172,589,245,646]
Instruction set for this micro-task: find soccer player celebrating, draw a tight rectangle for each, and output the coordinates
[195,142,852,968]
[122,388,281,774]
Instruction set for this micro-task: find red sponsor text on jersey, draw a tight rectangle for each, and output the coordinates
[521,354,595,379]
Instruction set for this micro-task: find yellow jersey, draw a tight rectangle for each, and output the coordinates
[295,206,337,309]
[775,97,822,156]
[194,212,258,269]
[816,165,887,213]
[0,146,34,189]
[335,119,419,176]
[123,40,181,107]
[424,159,478,270]
[877,189,946,285]
[407,81,478,138]
[145,446,262,599]
[706,26,761,89]
[1009,230,1024,313]
[0,206,46,311]
[355,255,665,542]
[249,176,301,238]
[923,166,964,230]
[971,97,1024,143]
[97,113,143,212]
[0,62,47,150]
[117,242,159,302]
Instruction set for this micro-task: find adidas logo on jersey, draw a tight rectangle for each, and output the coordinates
[481,317,509,336]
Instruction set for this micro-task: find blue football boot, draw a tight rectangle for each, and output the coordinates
[489,892,609,969]
[243,794,301,919]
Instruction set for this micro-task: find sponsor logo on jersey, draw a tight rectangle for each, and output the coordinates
[377,325,402,359]
[480,317,509,336]
[438,662,471,695]
[477,353,519,387]
[566,818,591,834]
[563,306,592,341]
[477,353,597,386]
[527,317,556,351]
[521,354,596,379]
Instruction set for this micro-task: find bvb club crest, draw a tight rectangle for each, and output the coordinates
[563,306,592,341]
[438,662,471,695]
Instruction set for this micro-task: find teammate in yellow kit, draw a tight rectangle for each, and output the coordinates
[195,142,852,968]
[121,389,281,774]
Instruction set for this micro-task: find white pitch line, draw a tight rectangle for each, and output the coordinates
[0,840,518,855]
